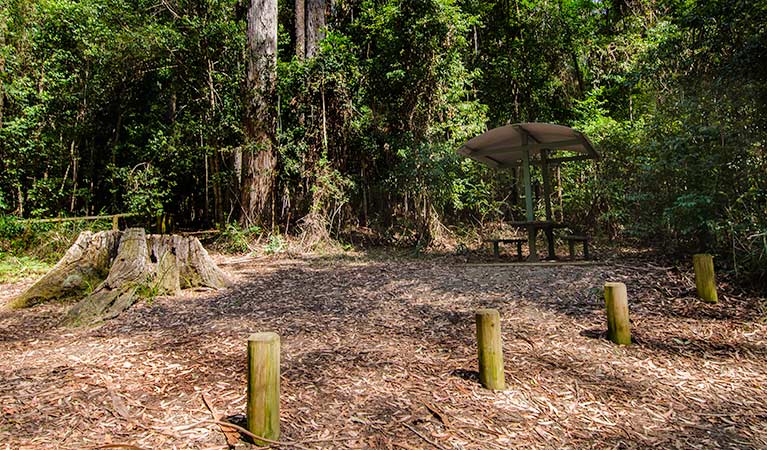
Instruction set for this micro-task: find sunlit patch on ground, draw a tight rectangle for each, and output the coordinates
[1,255,765,449]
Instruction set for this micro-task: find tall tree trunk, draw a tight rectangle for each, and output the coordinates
[69,140,78,212]
[305,0,325,58]
[295,0,305,59]
[205,55,216,224]
[213,152,223,225]
[0,16,6,130]
[241,0,278,225]
[16,186,23,217]
[571,51,584,98]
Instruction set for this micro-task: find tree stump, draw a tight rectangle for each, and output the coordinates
[11,228,230,325]
[9,230,121,309]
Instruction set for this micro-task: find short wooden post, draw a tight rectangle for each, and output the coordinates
[112,215,119,231]
[693,254,718,303]
[247,332,280,445]
[475,309,505,390]
[604,282,631,345]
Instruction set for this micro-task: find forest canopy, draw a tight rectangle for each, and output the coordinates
[0,0,765,283]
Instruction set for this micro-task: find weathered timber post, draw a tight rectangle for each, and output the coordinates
[112,215,119,230]
[604,282,631,345]
[247,332,280,445]
[475,309,506,390]
[693,254,718,303]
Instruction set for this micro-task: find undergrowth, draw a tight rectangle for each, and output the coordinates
[0,253,51,283]
[0,216,113,262]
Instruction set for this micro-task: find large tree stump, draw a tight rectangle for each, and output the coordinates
[11,228,230,325]
[9,230,121,308]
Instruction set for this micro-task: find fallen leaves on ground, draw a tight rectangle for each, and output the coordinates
[1,254,765,449]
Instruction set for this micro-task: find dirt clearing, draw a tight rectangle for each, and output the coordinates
[1,255,765,449]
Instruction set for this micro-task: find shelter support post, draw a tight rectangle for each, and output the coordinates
[541,150,553,221]
[522,147,537,261]
[541,150,556,259]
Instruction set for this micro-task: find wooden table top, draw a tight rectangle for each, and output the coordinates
[507,220,569,228]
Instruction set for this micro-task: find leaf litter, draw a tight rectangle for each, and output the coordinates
[0,254,765,449]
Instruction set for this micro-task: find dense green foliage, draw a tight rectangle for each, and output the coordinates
[0,0,765,283]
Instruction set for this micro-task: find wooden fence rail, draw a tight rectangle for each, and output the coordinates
[18,213,138,230]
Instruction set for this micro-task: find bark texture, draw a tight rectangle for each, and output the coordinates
[12,228,230,325]
[305,0,325,58]
[64,228,154,325]
[0,17,5,129]
[295,0,306,59]
[242,0,278,225]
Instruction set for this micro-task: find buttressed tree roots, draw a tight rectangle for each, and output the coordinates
[10,228,230,325]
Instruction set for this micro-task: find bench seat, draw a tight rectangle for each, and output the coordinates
[484,238,526,258]
[563,235,590,259]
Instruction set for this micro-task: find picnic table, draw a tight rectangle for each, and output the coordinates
[486,223,591,261]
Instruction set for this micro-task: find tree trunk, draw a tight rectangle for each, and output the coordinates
[205,54,217,225]
[295,0,305,59]
[241,0,278,226]
[0,49,4,129]
[213,150,223,225]
[305,0,325,58]
[0,15,5,130]
[11,228,230,325]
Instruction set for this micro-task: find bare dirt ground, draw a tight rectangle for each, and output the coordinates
[1,254,766,449]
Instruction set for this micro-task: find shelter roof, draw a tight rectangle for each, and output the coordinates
[457,123,598,168]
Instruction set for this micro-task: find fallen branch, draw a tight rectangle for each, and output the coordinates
[201,420,359,450]
[422,401,451,429]
[200,393,239,447]
[202,420,309,449]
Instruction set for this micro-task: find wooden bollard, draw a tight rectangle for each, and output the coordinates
[604,282,631,345]
[693,254,718,303]
[475,309,506,390]
[247,332,280,445]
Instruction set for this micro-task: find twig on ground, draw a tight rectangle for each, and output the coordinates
[201,393,240,447]
[197,420,358,449]
[92,444,148,450]
[203,420,312,450]
[402,422,448,450]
